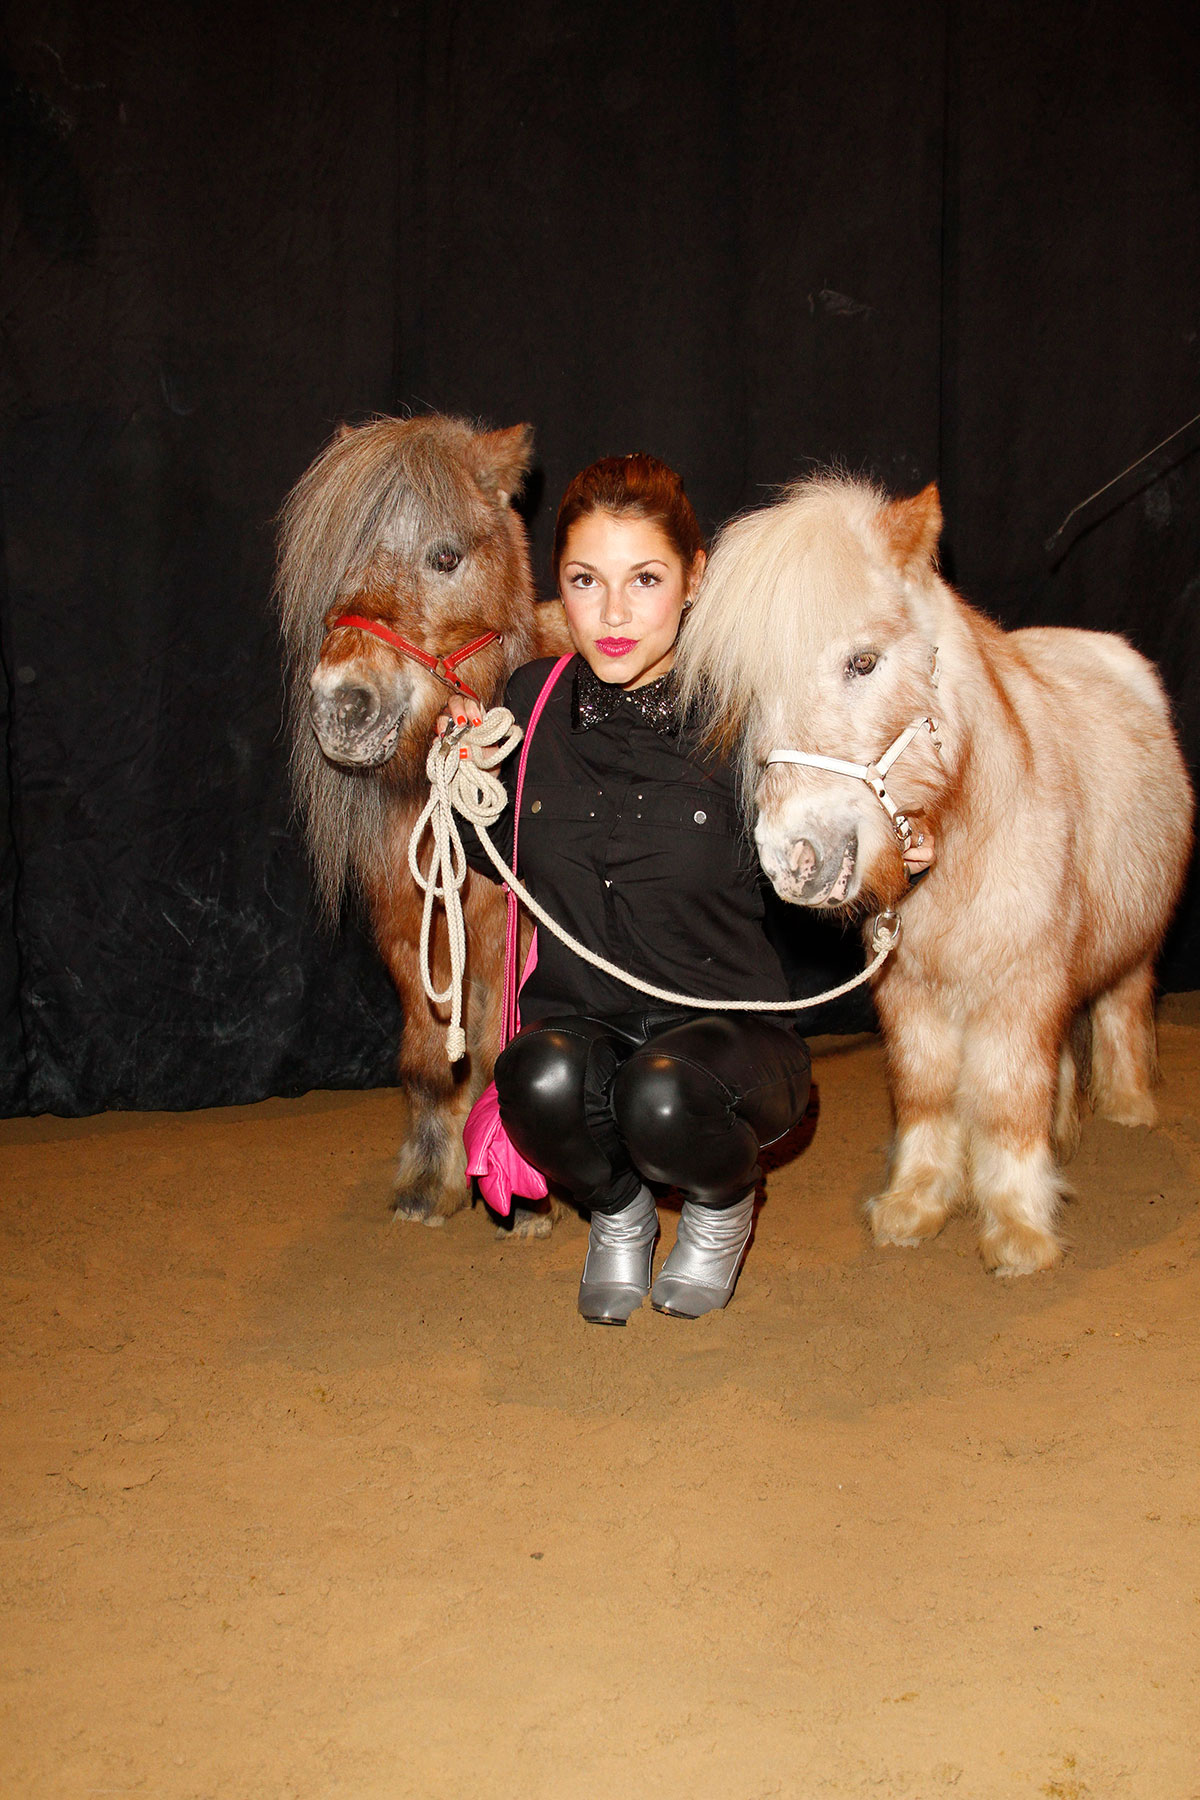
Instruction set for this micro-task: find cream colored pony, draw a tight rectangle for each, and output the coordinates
[676,476,1193,1275]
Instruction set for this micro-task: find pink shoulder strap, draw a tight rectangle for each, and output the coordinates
[502,655,574,1043]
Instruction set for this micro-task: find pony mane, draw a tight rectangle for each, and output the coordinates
[676,473,895,756]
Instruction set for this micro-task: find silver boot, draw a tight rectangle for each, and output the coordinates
[578,1184,659,1325]
[650,1191,756,1318]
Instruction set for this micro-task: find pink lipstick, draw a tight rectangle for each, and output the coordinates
[595,637,637,657]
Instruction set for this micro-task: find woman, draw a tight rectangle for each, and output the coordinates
[449,455,929,1325]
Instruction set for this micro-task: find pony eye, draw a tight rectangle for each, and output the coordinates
[846,651,878,678]
[430,544,462,574]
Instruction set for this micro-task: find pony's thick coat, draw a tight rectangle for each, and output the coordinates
[677,475,1193,1273]
[276,414,568,1224]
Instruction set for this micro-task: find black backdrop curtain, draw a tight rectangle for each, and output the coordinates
[1,0,1197,1116]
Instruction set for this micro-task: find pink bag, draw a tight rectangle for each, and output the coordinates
[463,655,573,1216]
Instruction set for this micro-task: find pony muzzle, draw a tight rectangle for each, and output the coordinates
[309,666,405,766]
[756,820,860,906]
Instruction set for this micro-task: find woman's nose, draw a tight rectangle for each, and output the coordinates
[600,587,632,627]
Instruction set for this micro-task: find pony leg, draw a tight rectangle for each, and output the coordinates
[391,1001,473,1225]
[1089,960,1159,1127]
[868,985,966,1248]
[366,861,516,1227]
[359,840,467,1223]
[1052,1031,1082,1164]
[372,880,478,1225]
[962,1015,1066,1276]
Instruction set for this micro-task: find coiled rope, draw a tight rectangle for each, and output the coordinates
[409,709,902,1061]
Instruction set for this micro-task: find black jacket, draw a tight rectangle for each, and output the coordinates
[460,657,794,1026]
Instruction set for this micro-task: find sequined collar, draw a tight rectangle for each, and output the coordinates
[572,659,681,734]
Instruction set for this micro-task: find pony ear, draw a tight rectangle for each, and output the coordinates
[883,483,942,576]
[471,423,534,507]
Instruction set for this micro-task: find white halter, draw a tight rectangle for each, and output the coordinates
[766,717,942,853]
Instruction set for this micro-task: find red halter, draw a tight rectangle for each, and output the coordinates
[326,614,501,706]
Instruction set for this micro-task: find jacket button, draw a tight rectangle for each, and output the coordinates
[694,809,707,824]
[531,800,541,813]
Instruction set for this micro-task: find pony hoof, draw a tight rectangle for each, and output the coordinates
[979,1224,1062,1277]
[1096,1095,1157,1129]
[496,1205,554,1240]
[867,1191,949,1248]
[392,1199,447,1228]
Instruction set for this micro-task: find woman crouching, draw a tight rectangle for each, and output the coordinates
[451,455,813,1322]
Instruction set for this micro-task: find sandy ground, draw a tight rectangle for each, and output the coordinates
[2,999,1199,1800]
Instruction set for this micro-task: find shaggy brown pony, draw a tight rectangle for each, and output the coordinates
[276,414,568,1226]
[677,475,1193,1276]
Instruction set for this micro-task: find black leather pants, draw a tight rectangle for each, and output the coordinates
[494,1010,812,1214]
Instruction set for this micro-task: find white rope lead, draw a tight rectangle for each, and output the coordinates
[408,708,902,1061]
[407,709,523,1061]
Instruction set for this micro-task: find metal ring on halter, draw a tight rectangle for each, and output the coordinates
[871,909,902,953]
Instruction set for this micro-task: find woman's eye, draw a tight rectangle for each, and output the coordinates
[430,545,461,574]
[634,571,661,587]
[846,651,878,678]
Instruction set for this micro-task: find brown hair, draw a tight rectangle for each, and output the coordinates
[552,453,704,583]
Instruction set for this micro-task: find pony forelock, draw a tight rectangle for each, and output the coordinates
[676,474,897,764]
[275,415,494,669]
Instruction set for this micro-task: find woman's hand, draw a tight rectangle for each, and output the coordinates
[903,822,936,876]
[435,702,483,739]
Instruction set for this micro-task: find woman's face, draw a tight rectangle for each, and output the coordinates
[558,512,705,689]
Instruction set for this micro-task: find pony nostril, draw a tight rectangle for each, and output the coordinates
[334,684,378,730]
[788,838,818,882]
